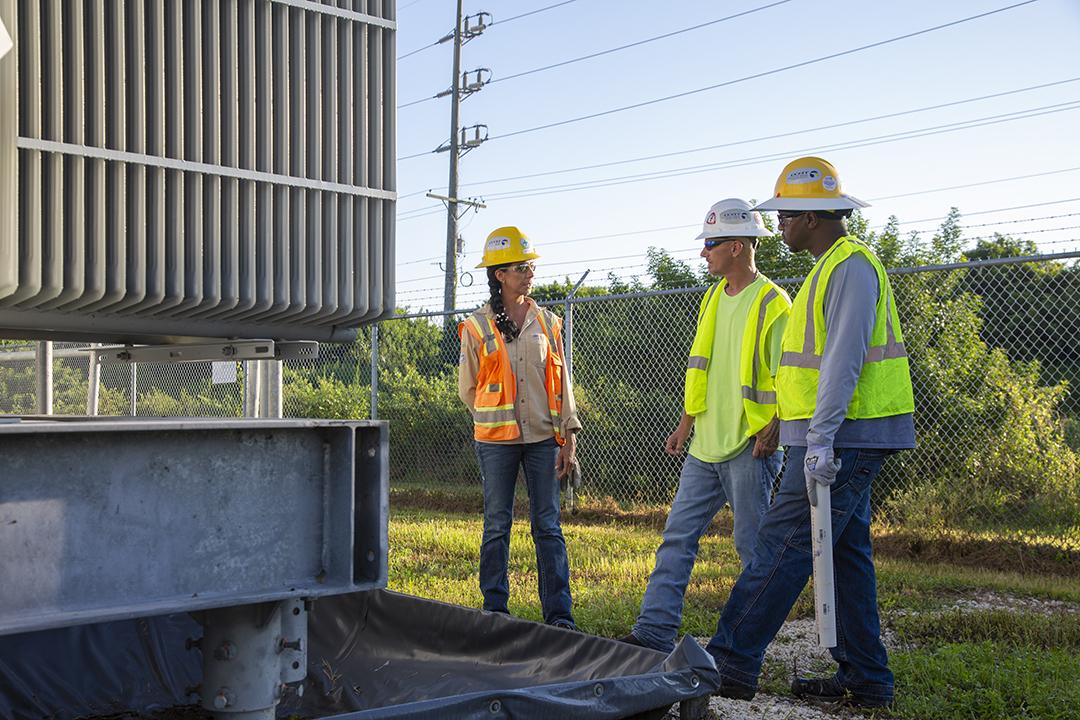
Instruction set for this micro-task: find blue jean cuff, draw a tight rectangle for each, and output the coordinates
[628,624,675,654]
[716,662,759,689]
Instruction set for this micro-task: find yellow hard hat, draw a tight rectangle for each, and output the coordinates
[475,226,541,268]
[752,156,869,212]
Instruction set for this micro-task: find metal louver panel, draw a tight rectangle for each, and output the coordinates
[0,0,395,344]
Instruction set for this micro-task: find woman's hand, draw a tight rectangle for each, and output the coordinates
[556,433,577,479]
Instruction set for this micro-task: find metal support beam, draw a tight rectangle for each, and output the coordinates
[86,343,101,416]
[370,325,379,420]
[0,418,389,637]
[35,341,53,415]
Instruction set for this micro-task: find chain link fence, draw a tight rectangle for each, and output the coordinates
[2,252,1078,554]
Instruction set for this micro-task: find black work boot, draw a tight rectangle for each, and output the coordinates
[715,677,756,701]
[616,632,646,647]
[792,676,892,708]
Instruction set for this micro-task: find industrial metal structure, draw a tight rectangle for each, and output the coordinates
[0,2,397,718]
[0,0,396,344]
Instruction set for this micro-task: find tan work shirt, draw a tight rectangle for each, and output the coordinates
[458,301,583,444]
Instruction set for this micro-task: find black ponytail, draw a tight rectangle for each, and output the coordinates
[487,267,520,342]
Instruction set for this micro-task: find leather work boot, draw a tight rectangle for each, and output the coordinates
[791,676,892,708]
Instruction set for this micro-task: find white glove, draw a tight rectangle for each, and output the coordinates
[804,445,841,507]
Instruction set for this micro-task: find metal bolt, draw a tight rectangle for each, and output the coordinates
[213,689,230,710]
[367,446,377,457]
[593,683,604,697]
[690,675,700,688]
[488,700,501,713]
[214,641,238,661]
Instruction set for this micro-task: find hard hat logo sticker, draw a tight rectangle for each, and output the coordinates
[519,238,531,251]
[786,168,821,185]
[705,212,717,225]
[822,175,838,192]
[718,210,750,224]
[486,236,511,251]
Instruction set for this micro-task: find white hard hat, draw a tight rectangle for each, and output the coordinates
[695,198,772,240]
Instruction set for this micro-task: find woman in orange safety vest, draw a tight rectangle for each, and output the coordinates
[457,226,582,630]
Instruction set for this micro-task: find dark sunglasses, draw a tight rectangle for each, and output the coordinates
[702,238,739,250]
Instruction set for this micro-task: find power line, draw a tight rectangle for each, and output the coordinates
[480,101,1080,202]
[399,202,1080,269]
[398,42,439,62]
[450,77,1080,190]
[485,1,1040,142]
[490,0,583,27]
[489,0,796,85]
[397,0,588,109]
[886,196,1080,226]
[869,167,1080,201]
[888,210,1080,231]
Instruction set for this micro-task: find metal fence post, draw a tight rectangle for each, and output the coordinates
[370,325,379,420]
[563,272,589,513]
[262,360,283,419]
[35,341,53,415]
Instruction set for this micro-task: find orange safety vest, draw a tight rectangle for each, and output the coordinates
[458,307,566,445]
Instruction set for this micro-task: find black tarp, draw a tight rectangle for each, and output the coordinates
[0,590,718,719]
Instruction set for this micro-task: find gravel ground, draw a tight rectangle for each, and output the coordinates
[665,590,1078,719]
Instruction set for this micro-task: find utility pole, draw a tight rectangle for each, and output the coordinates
[437,2,490,314]
[442,0,465,315]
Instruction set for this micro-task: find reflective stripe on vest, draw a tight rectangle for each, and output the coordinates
[460,307,566,445]
[776,236,914,421]
[742,288,781,406]
[684,277,791,438]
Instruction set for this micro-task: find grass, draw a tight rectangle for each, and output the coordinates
[390,480,1080,577]
[387,500,1080,720]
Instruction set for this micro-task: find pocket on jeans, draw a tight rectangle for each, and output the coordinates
[834,449,884,496]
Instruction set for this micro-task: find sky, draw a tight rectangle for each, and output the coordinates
[391,0,1080,310]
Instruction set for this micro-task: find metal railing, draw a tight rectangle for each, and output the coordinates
[3,252,1078,553]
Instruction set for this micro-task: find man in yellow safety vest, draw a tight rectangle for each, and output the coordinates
[620,198,791,653]
[703,158,915,708]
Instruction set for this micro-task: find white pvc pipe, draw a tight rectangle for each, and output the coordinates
[811,490,837,648]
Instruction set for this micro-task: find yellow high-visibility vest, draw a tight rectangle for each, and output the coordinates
[685,277,792,438]
[458,308,565,444]
[776,235,914,420]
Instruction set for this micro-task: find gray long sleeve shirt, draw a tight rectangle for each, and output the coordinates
[780,253,916,450]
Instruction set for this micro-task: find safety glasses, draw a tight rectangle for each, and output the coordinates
[507,262,535,274]
[777,211,808,225]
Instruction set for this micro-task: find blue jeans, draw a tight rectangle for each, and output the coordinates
[632,445,782,652]
[705,446,894,704]
[474,438,574,626]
